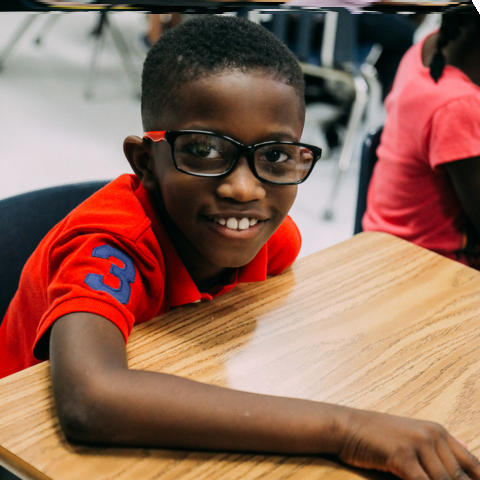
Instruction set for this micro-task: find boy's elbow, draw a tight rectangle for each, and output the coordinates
[50,312,131,444]
[55,378,114,444]
[56,388,101,443]
[58,402,94,443]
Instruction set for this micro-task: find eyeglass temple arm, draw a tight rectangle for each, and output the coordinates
[143,131,167,142]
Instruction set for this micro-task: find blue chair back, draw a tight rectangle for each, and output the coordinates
[0,181,109,322]
[354,126,383,235]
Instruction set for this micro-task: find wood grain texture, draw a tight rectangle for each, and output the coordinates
[1,232,479,480]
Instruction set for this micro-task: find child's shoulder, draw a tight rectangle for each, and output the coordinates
[26,174,161,293]
[52,174,153,247]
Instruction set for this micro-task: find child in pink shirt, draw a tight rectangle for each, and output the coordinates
[363,7,480,269]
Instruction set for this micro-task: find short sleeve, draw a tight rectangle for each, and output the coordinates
[266,215,302,275]
[33,233,164,360]
[429,95,480,168]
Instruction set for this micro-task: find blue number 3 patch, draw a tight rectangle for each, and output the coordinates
[84,245,136,304]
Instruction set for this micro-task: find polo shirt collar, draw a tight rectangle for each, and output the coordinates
[136,183,268,309]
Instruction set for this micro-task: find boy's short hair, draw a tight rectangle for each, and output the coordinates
[141,16,305,131]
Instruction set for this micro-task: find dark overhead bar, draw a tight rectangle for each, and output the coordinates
[1,0,468,12]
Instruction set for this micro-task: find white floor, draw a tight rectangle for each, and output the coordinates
[0,12,364,259]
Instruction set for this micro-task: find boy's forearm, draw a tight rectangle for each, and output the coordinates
[65,367,349,454]
[50,312,349,453]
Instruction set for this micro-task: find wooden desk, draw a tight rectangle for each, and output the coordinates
[1,232,480,480]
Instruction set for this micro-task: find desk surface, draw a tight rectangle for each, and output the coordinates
[1,232,480,480]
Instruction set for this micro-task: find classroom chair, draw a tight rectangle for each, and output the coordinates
[0,465,18,479]
[0,181,109,323]
[0,463,19,479]
[353,125,383,235]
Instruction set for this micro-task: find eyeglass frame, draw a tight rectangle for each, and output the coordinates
[142,130,322,186]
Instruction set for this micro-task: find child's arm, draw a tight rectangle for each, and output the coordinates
[50,312,480,480]
[445,156,480,238]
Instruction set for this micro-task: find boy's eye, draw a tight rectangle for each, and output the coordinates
[261,149,292,164]
[187,143,222,159]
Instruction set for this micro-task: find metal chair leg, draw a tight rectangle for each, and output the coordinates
[107,16,141,99]
[360,51,384,134]
[34,14,61,46]
[322,74,369,221]
[0,14,37,71]
[84,12,140,100]
[84,14,107,100]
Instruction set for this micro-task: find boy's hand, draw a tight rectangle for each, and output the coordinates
[338,409,480,480]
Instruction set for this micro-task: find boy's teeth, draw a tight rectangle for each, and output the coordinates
[213,217,260,230]
[238,218,250,230]
[226,218,238,229]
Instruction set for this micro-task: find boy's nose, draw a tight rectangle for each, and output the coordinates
[216,156,266,202]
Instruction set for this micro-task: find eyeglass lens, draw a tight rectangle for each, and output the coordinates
[173,133,315,183]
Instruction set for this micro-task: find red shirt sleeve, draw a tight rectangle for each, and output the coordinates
[266,215,302,275]
[429,95,480,168]
[33,232,164,360]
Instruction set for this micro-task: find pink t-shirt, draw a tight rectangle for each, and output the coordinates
[363,34,480,267]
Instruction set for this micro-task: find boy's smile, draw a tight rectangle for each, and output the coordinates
[125,71,304,290]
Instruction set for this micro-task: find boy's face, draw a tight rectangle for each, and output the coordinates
[131,71,304,277]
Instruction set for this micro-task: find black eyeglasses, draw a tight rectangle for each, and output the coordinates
[143,130,322,185]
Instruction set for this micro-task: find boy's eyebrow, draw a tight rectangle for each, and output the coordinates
[259,131,299,143]
[183,126,299,144]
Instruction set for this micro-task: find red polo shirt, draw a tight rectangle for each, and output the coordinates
[0,175,301,379]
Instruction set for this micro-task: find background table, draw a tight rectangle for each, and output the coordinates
[1,232,480,480]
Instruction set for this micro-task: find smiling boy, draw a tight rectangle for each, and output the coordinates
[131,71,305,291]
[1,16,480,480]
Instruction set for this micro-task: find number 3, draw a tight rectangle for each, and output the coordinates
[84,245,136,304]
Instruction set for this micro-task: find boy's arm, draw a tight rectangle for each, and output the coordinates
[50,313,480,480]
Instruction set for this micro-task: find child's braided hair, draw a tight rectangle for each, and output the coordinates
[430,2,480,82]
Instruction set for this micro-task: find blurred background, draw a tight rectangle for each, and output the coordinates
[0,11,440,258]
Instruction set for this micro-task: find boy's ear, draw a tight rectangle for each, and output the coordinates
[123,135,158,191]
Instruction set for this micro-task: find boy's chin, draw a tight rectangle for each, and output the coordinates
[207,250,261,270]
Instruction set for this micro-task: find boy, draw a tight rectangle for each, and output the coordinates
[1,16,479,480]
